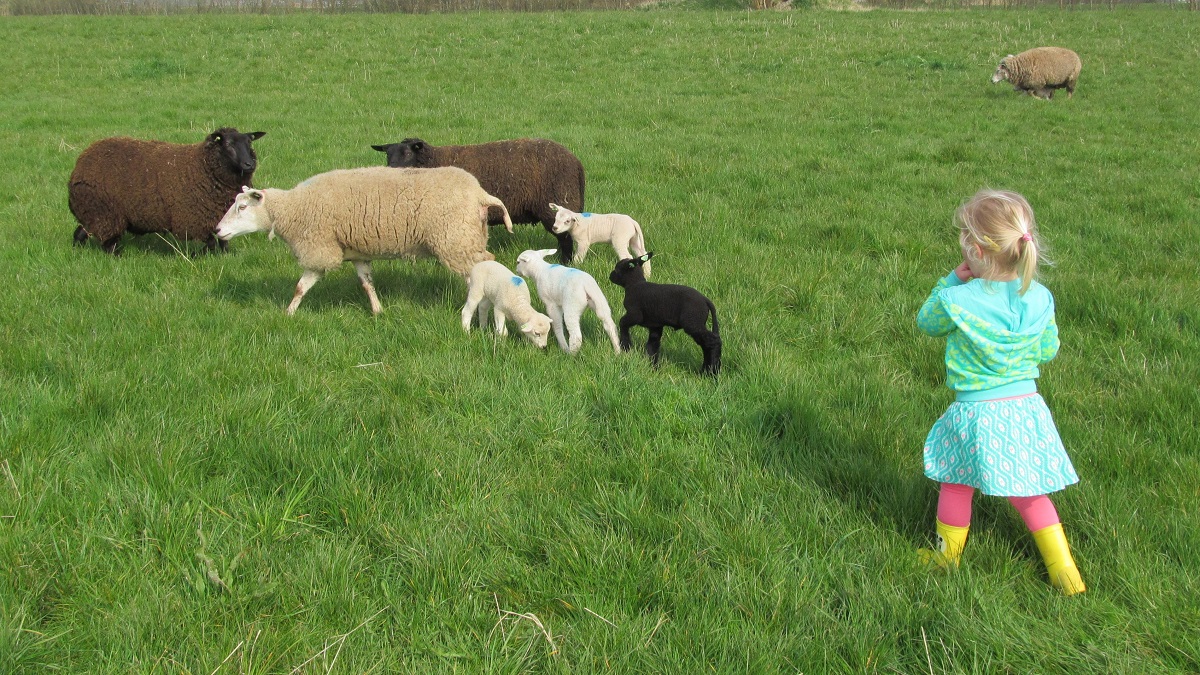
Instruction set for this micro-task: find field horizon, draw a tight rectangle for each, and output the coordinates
[2,7,1198,673]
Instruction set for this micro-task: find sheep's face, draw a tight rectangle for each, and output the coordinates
[371,138,427,168]
[519,314,552,349]
[209,128,266,178]
[991,57,1014,84]
[216,188,270,240]
[609,253,653,287]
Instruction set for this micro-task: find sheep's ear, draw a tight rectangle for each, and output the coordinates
[208,132,223,143]
[537,248,558,258]
[519,322,533,333]
[640,252,654,262]
[411,141,425,151]
[241,185,255,194]
[247,189,264,202]
[248,131,266,141]
[549,203,559,212]
[370,144,389,152]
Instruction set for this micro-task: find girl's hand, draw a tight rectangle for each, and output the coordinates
[954,260,974,282]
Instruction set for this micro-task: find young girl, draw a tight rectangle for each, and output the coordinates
[916,189,1085,596]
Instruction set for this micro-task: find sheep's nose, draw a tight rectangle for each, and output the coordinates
[241,161,256,171]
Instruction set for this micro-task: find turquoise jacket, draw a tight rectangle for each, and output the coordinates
[917,271,1059,401]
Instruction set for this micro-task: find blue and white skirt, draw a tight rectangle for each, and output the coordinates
[923,394,1078,496]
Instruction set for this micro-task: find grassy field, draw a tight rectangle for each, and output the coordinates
[1,7,1198,673]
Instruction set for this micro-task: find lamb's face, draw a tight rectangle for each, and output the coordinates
[991,57,1013,84]
[550,210,578,235]
[609,253,652,287]
[216,189,270,240]
[520,314,552,349]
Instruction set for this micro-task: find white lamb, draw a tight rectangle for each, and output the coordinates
[514,249,621,354]
[461,261,552,348]
[548,203,650,278]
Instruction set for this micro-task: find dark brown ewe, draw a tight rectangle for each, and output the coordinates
[68,128,266,254]
[371,137,585,264]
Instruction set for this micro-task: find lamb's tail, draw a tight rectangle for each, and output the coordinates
[483,193,514,233]
[707,299,719,336]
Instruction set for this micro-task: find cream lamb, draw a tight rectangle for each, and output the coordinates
[215,166,511,315]
[548,203,650,277]
[461,260,552,348]
[515,249,621,355]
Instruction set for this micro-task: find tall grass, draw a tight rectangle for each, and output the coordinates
[1,8,1198,673]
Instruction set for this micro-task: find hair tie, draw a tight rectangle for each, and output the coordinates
[1021,232,1033,242]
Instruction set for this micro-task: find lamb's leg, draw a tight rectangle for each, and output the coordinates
[353,261,383,315]
[689,329,723,376]
[618,314,638,352]
[477,299,492,332]
[286,270,324,315]
[645,327,664,366]
[591,301,622,353]
[574,239,590,262]
[462,288,484,332]
[492,305,509,336]
[548,304,569,351]
[563,309,583,355]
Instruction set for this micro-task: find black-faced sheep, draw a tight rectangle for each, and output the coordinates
[215,167,511,315]
[462,260,552,348]
[68,128,265,254]
[992,47,1081,100]
[514,249,620,355]
[549,203,650,277]
[371,137,585,264]
[609,253,721,376]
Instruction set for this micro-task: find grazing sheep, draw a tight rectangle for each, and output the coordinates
[514,249,620,355]
[548,203,651,277]
[462,260,552,348]
[991,47,1081,100]
[609,253,721,376]
[68,128,266,254]
[215,167,512,316]
[371,137,585,263]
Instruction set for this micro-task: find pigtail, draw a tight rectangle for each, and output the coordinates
[1016,234,1037,295]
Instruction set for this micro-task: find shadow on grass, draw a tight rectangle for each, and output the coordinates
[210,262,459,313]
[753,399,931,539]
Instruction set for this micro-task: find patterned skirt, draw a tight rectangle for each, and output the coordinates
[923,394,1078,496]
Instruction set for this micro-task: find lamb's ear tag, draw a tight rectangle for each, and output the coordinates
[213,134,222,143]
[520,322,532,333]
[549,203,559,212]
[639,253,653,263]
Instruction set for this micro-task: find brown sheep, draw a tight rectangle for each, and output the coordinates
[68,128,266,254]
[371,137,585,264]
[991,47,1081,100]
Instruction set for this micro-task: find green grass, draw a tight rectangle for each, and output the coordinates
[1,7,1198,673]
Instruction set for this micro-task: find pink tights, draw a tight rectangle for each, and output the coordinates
[936,482,1060,532]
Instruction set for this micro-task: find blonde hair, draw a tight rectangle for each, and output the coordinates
[956,189,1042,295]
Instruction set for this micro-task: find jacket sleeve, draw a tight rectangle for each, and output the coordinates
[1039,313,1060,363]
[917,272,964,337]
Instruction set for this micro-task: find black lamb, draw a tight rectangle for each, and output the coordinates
[609,253,721,376]
[68,127,265,254]
[371,137,585,264]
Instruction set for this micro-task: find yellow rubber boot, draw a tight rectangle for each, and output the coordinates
[918,520,969,569]
[1031,523,1086,596]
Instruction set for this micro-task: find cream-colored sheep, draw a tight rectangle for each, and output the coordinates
[461,261,552,348]
[992,47,1081,100]
[548,203,651,278]
[215,167,512,315]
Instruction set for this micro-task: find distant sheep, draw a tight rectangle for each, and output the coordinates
[609,253,721,376]
[372,137,585,263]
[515,249,620,355]
[68,128,265,254]
[992,47,1081,100]
[462,260,552,348]
[549,203,650,277]
[215,167,511,315]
